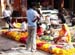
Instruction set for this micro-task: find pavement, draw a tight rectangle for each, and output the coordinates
[0,33,50,55]
[0,49,50,55]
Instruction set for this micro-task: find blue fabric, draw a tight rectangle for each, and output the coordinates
[27,9,39,27]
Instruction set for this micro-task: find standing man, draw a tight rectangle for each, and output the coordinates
[3,5,12,29]
[26,2,40,52]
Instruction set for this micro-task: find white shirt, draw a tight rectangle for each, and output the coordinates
[41,23,46,31]
[3,9,12,17]
[45,16,51,25]
[21,21,27,30]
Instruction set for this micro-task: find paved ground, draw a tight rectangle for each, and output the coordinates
[0,35,23,50]
[0,50,50,55]
[0,34,50,55]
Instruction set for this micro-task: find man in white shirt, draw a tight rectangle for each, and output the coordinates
[3,5,12,29]
[26,2,40,52]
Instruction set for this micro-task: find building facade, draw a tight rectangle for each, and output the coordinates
[40,0,74,10]
[0,0,27,17]
[0,0,75,17]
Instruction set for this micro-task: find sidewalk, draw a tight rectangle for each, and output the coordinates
[0,48,50,55]
[0,35,50,55]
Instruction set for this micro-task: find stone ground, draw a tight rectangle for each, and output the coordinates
[0,33,50,55]
[0,50,50,55]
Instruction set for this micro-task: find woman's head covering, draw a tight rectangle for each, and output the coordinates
[63,23,71,42]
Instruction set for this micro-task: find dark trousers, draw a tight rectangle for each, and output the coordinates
[4,17,12,29]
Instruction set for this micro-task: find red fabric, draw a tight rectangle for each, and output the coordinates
[37,27,43,37]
